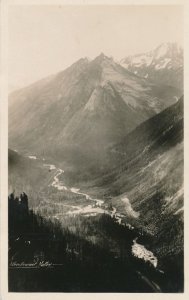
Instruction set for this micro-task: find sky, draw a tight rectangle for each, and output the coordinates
[9,5,183,91]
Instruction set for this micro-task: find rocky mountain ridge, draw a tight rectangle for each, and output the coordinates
[120,42,183,90]
[9,50,182,175]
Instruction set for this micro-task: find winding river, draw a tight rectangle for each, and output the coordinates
[27,155,159,275]
[46,163,158,269]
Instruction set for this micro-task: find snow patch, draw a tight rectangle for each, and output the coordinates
[28,155,37,160]
[131,54,153,67]
[174,206,184,215]
[121,196,140,218]
[156,43,168,59]
[155,58,171,70]
[165,185,183,204]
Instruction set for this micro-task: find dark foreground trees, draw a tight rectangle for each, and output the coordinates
[8,193,182,292]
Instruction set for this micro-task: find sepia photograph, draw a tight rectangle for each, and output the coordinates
[1,0,186,295]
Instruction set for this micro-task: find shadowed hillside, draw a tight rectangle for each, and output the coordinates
[90,98,184,287]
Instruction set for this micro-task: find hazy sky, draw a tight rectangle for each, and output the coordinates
[9,5,183,90]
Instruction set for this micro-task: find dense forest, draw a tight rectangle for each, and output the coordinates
[8,192,183,292]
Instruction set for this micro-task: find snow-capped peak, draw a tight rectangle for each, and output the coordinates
[155,43,169,59]
[121,42,183,69]
[119,42,183,90]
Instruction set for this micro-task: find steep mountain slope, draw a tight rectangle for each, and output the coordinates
[98,97,183,219]
[120,43,183,90]
[94,97,183,265]
[9,53,181,174]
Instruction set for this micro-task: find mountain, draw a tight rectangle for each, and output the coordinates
[97,97,183,218]
[120,42,183,90]
[9,53,181,177]
[94,97,183,269]
[8,97,184,292]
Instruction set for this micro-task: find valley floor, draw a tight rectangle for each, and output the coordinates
[8,151,184,292]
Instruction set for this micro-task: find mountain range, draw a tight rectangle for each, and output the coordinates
[120,42,183,90]
[8,42,184,292]
[9,44,183,176]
